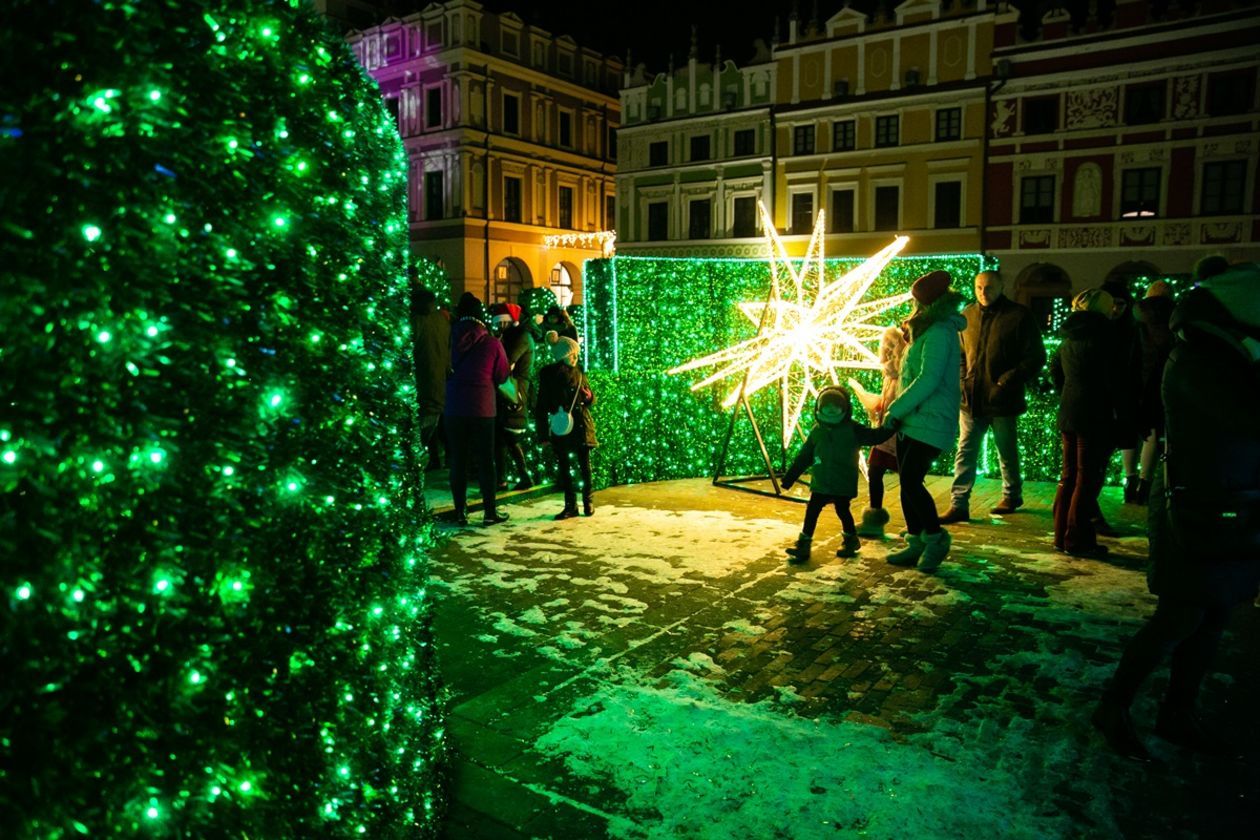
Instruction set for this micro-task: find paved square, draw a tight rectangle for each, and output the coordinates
[428,476,1258,838]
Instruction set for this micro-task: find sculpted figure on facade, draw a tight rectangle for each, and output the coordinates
[1072,163,1102,218]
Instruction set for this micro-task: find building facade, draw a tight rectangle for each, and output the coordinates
[615,0,1258,311]
[616,36,777,257]
[348,0,622,305]
[985,0,1260,303]
[617,0,1002,261]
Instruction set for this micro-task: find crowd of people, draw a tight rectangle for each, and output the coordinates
[415,257,1256,762]
[781,256,1258,761]
[411,288,594,526]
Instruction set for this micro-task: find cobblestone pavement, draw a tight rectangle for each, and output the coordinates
[427,476,1259,839]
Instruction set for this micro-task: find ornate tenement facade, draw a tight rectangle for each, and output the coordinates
[985,0,1260,302]
[617,0,1001,261]
[348,0,622,305]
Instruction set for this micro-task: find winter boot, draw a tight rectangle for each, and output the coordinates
[583,496,594,517]
[836,532,861,558]
[555,491,579,520]
[1123,475,1141,504]
[785,533,812,564]
[856,507,889,538]
[917,529,952,572]
[1092,697,1153,763]
[886,534,925,566]
[938,505,970,524]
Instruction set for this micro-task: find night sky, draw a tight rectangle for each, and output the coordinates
[470,1,1062,71]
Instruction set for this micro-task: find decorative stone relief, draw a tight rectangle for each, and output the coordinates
[943,34,962,67]
[1172,75,1200,119]
[675,88,687,109]
[1019,229,1053,249]
[1120,226,1156,247]
[1065,87,1117,130]
[1235,138,1254,154]
[1202,221,1242,244]
[1058,227,1112,249]
[1161,223,1191,246]
[1072,163,1102,218]
[992,99,1014,137]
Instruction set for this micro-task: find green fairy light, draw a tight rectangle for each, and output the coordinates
[5,0,444,834]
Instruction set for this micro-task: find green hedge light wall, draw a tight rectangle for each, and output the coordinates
[578,256,1189,492]
[580,253,993,489]
[1,1,444,836]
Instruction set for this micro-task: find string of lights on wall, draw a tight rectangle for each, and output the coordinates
[2,1,445,835]
[543,230,617,257]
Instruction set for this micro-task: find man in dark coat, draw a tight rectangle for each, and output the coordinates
[941,270,1046,522]
[445,292,511,526]
[1093,263,1260,762]
[412,286,450,471]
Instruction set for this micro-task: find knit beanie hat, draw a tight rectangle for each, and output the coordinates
[1072,288,1115,316]
[911,270,952,305]
[550,335,580,363]
[815,385,852,418]
[456,291,483,319]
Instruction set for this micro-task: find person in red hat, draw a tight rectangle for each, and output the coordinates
[489,302,535,491]
[882,270,966,571]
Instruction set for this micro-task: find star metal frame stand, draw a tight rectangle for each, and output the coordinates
[709,290,810,505]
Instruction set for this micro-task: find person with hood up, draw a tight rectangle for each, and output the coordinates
[535,332,597,519]
[1093,262,1260,762]
[489,302,535,491]
[1049,289,1118,558]
[882,270,967,571]
[780,385,895,563]
[445,292,511,526]
[542,305,579,343]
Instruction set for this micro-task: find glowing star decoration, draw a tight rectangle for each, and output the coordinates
[669,202,911,447]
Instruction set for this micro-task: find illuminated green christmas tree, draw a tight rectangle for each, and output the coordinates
[0,0,444,835]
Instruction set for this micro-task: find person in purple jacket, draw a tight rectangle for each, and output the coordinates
[446,292,511,526]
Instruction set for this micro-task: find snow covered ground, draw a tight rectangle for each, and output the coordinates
[430,479,1258,838]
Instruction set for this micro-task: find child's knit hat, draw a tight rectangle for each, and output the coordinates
[550,335,580,363]
[814,385,852,419]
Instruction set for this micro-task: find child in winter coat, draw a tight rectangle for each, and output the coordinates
[535,333,597,519]
[856,325,907,538]
[781,385,895,563]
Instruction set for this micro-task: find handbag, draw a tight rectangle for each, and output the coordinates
[549,380,582,437]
